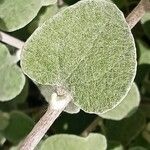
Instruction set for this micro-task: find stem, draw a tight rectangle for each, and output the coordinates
[0,31,24,49]
[81,117,103,137]
[126,0,150,29]
[57,0,65,7]
[19,93,71,150]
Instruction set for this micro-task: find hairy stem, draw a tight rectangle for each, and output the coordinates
[19,93,71,150]
[126,0,150,29]
[0,31,24,49]
[81,117,102,137]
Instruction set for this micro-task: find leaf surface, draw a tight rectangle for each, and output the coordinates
[21,0,136,114]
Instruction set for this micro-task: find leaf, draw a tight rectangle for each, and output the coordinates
[37,4,58,26]
[40,133,107,150]
[105,111,146,146]
[140,104,150,119]
[12,79,29,104]
[0,43,25,101]
[65,101,80,114]
[0,112,9,130]
[100,83,140,120]
[21,0,136,114]
[128,147,147,150]
[0,0,57,31]
[107,141,124,150]
[1,111,34,144]
[141,12,150,40]
[129,133,150,149]
[142,122,150,143]
[0,133,6,146]
[137,40,150,65]
[28,4,58,32]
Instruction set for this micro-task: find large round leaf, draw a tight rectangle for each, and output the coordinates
[0,0,57,31]
[100,83,140,120]
[40,133,107,150]
[21,0,136,114]
[0,44,25,101]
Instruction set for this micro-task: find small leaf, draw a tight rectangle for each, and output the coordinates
[105,111,146,145]
[137,40,150,65]
[65,101,80,114]
[130,133,150,149]
[142,122,150,143]
[0,112,9,130]
[0,0,57,31]
[40,133,107,150]
[129,146,147,150]
[100,83,140,120]
[140,104,150,119]
[1,111,34,144]
[0,133,6,146]
[21,0,136,114]
[107,141,124,150]
[0,43,25,101]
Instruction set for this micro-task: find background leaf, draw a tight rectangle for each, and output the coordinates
[40,133,107,150]
[100,83,140,120]
[107,141,124,150]
[137,40,150,65]
[1,111,34,144]
[0,43,25,101]
[0,112,9,131]
[105,111,146,146]
[0,0,57,31]
[128,146,147,150]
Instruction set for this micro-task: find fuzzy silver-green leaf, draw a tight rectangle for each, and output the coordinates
[40,133,107,150]
[21,0,136,114]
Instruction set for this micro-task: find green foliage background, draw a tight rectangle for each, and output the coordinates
[0,0,150,149]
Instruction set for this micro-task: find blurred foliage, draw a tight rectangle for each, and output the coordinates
[0,0,150,149]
